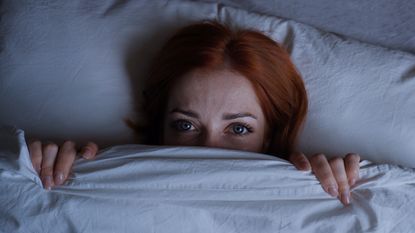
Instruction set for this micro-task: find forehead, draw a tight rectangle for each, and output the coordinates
[167,68,264,118]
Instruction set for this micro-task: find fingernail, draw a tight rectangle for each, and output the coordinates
[341,191,350,205]
[54,173,64,185]
[43,176,53,190]
[83,149,92,159]
[327,186,338,197]
[349,178,356,186]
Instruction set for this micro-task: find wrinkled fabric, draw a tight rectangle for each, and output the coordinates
[1,127,415,232]
[203,0,415,54]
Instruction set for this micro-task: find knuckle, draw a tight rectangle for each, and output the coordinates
[59,158,74,167]
[55,158,68,167]
[320,171,333,179]
[314,166,333,180]
[311,153,325,161]
[329,157,343,166]
[29,150,42,159]
[311,154,328,169]
[350,171,359,179]
[43,142,58,151]
[61,142,77,154]
[297,153,307,161]
[63,140,76,147]
[345,153,360,161]
[29,139,41,146]
[290,152,303,163]
[351,164,360,173]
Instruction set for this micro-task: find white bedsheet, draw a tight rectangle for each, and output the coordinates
[1,127,414,232]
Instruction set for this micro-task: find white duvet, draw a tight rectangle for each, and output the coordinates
[1,127,414,232]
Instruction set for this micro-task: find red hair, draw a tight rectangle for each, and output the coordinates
[126,20,308,158]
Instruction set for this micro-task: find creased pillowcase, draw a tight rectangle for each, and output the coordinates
[0,0,414,167]
[219,7,415,167]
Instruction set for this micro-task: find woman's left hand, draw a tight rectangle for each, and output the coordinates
[289,152,360,206]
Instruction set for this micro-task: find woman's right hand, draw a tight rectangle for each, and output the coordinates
[289,152,360,206]
[27,139,99,190]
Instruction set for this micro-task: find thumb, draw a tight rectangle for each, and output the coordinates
[80,142,99,159]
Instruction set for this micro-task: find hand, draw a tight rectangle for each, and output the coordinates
[27,139,99,190]
[289,152,360,206]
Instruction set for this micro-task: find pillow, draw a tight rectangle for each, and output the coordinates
[217,8,415,167]
[0,0,414,167]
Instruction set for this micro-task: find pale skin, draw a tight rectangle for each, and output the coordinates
[28,68,360,206]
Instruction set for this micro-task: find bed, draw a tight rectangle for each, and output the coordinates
[1,0,415,232]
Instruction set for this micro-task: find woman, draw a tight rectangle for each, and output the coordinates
[28,21,360,206]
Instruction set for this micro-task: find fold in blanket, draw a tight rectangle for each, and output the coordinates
[1,127,414,232]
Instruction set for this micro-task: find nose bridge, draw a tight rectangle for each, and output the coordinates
[202,130,222,148]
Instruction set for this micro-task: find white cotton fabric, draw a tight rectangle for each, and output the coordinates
[1,127,415,233]
[202,0,415,54]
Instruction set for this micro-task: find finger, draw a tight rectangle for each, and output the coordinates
[80,142,99,159]
[345,153,361,186]
[28,139,42,174]
[40,142,59,190]
[329,157,350,206]
[54,140,77,185]
[289,151,311,171]
[310,154,338,197]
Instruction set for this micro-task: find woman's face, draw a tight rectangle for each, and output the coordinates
[163,68,269,153]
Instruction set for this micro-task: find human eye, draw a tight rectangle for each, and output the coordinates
[227,123,254,136]
[170,120,196,132]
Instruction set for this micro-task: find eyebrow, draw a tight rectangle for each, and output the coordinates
[170,108,258,120]
[222,112,258,120]
[169,108,200,118]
